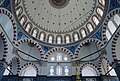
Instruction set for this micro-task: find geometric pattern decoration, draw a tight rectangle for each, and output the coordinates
[74,38,104,59]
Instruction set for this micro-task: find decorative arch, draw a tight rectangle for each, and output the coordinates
[0,31,8,61]
[74,38,104,59]
[44,47,74,60]
[19,62,39,76]
[111,30,120,62]
[14,38,44,56]
[98,57,109,75]
[103,8,120,44]
[0,8,17,41]
[10,57,20,75]
[80,62,99,76]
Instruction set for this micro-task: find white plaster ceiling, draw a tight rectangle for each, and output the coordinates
[23,0,96,32]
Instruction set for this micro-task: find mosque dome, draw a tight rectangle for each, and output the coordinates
[12,0,108,45]
[0,0,120,81]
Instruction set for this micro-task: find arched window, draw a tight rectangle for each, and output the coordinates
[40,32,45,41]
[15,0,21,6]
[56,65,62,76]
[99,0,105,6]
[57,37,61,44]
[87,23,93,32]
[50,66,54,75]
[32,29,38,38]
[49,36,53,43]
[56,36,62,44]
[92,16,99,25]
[64,66,69,75]
[19,15,27,26]
[49,52,70,62]
[48,52,71,76]
[82,66,98,76]
[20,66,37,76]
[25,24,30,32]
[114,14,120,26]
[74,34,78,41]
[65,35,70,43]
[56,54,62,62]
[96,7,103,17]
[16,6,23,17]
[80,29,87,38]
[25,23,32,33]
[48,35,54,43]
[108,21,116,34]
[73,33,79,41]
[106,30,111,40]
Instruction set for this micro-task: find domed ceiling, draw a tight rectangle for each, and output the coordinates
[23,0,96,33]
[12,0,108,45]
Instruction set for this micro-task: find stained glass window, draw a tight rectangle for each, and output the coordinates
[56,54,62,62]
[50,66,54,75]
[64,66,69,75]
[56,65,62,75]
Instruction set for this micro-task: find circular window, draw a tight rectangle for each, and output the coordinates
[64,57,68,61]
[51,57,55,61]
